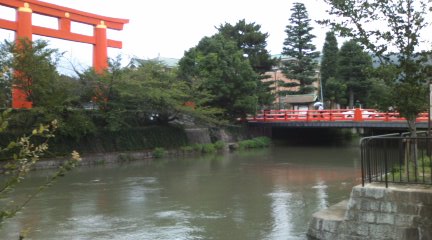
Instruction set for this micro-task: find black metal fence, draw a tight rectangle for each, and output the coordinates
[360,133,432,188]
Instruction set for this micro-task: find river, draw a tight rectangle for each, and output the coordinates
[0,140,361,240]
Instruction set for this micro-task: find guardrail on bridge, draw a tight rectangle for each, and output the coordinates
[247,108,429,123]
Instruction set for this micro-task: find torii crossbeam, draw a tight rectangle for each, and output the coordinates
[0,0,129,108]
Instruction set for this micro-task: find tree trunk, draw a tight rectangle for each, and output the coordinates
[348,89,354,108]
[406,117,418,180]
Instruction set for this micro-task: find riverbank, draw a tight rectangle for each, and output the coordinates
[307,183,432,240]
[1,131,270,172]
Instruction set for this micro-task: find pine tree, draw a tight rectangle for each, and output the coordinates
[281,2,320,94]
[217,19,275,74]
[337,40,372,108]
[320,31,339,94]
[217,20,275,107]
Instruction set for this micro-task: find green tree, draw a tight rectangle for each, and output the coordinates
[337,40,372,108]
[117,60,190,124]
[281,2,320,94]
[178,35,261,119]
[0,39,77,108]
[0,65,11,108]
[325,77,347,108]
[320,31,339,103]
[217,19,275,74]
[322,0,432,136]
[216,20,274,109]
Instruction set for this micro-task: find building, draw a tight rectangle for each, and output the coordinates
[262,54,321,110]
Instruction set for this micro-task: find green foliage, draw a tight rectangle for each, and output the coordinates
[238,136,271,149]
[180,145,194,153]
[152,147,166,158]
[364,77,393,111]
[201,143,216,153]
[320,31,339,102]
[325,77,347,108]
[322,0,432,134]
[390,156,431,182]
[1,111,189,155]
[213,140,225,150]
[217,19,275,74]
[282,2,320,94]
[0,39,78,108]
[192,144,203,152]
[4,108,96,142]
[178,35,261,119]
[337,40,373,107]
[320,31,339,84]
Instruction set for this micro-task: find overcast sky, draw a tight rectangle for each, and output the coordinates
[0,0,430,74]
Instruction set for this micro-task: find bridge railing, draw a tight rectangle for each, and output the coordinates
[247,109,429,123]
[360,134,432,188]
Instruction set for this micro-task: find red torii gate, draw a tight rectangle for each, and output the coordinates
[0,0,129,108]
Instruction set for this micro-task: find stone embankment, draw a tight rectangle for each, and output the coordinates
[0,127,245,171]
[308,183,432,240]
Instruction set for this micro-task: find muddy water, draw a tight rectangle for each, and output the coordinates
[0,142,361,240]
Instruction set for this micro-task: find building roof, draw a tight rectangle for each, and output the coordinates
[150,56,179,68]
[284,94,318,103]
[130,56,179,68]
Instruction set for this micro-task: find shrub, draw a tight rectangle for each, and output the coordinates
[152,147,166,158]
[254,137,271,147]
[213,140,225,150]
[180,145,194,153]
[201,143,216,153]
[192,144,203,152]
[238,137,271,149]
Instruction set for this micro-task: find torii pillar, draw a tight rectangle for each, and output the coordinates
[13,3,33,108]
[93,21,108,73]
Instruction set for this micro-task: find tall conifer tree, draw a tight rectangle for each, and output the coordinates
[217,19,275,74]
[281,2,320,94]
[320,31,339,91]
[337,40,372,108]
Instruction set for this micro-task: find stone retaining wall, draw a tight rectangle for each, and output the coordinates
[308,183,432,240]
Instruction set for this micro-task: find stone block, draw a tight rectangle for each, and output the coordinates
[359,211,376,223]
[402,227,419,240]
[394,214,414,226]
[419,226,432,240]
[418,205,432,218]
[352,223,369,237]
[396,203,419,215]
[409,191,432,204]
[376,213,395,225]
[347,198,359,210]
[364,187,386,199]
[321,220,340,232]
[345,209,358,221]
[351,186,365,198]
[368,224,395,239]
[362,199,381,211]
[380,202,397,213]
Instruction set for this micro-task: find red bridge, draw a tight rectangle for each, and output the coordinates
[246,108,429,129]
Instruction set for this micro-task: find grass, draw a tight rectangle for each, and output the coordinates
[152,147,166,158]
[389,156,431,183]
[238,137,271,149]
